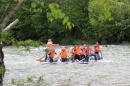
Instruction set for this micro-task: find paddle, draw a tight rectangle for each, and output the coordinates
[36,54,46,62]
[100,53,103,59]
[36,48,50,62]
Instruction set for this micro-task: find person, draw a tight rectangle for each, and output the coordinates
[75,44,82,61]
[46,39,53,48]
[85,45,97,62]
[69,45,76,62]
[59,48,68,62]
[94,45,102,60]
[48,48,57,63]
[36,48,50,62]
[44,48,50,61]
[46,39,59,49]
[95,42,100,50]
[80,44,87,60]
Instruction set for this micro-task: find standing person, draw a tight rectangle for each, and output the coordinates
[94,45,102,60]
[46,39,53,48]
[48,48,57,63]
[59,48,68,62]
[95,42,100,50]
[46,39,59,49]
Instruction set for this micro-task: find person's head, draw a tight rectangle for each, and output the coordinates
[48,39,52,42]
[96,42,99,44]
[62,48,65,52]
[87,44,90,47]
[77,44,80,47]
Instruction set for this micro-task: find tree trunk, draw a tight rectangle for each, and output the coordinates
[0,44,5,86]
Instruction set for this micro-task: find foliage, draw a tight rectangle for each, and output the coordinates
[88,0,130,43]
[0,66,6,74]
[11,76,47,86]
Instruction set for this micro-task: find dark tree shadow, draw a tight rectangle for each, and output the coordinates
[0,44,6,86]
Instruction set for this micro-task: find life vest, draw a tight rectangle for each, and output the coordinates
[71,47,76,56]
[48,51,56,58]
[81,48,86,55]
[95,42,100,50]
[75,46,81,55]
[94,47,101,53]
[86,47,92,56]
[60,50,67,58]
[46,42,53,48]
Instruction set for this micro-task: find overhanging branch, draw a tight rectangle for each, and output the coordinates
[2,19,19,33]
[1,0,24,29]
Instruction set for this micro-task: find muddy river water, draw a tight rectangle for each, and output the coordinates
[2,45,130,86]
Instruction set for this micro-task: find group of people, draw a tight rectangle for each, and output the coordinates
[37,39,102,63]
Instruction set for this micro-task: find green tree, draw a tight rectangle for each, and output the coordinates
[88,0,130,43]
[0,0,74,85]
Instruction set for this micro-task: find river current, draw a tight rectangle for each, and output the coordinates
[2,45,130,86]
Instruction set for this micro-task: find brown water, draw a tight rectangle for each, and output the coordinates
[2,45,130,86]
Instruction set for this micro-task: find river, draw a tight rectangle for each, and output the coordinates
[2,45,130,86]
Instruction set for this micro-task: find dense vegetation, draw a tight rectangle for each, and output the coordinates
[1,0,130,45]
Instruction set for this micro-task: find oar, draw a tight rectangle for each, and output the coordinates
[36,54,46,62]
[100,51,103,59]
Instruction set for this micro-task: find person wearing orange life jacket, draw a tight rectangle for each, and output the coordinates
[48,48,57,63]
[46,39,59,49]
[46,39,53,48]
[69,46,76,62]
[75,44,82,61]
[95,42,101,50]
[85,45,97,62]
[59,48,68,62]
[94,45,102,60]
[71,46,76,56]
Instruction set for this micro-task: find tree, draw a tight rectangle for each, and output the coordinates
[0,0,74,85]
[0,0,24,85]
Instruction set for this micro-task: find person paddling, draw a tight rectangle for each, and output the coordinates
[36,48,50,62]
[75,44,82,61]
[85,45,97,62]
[70,45,76,62]
[59,48,68,62]
[46,39,59,49]
[48,48,57,63]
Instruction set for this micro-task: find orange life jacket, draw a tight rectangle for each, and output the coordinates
[81,48,86,55]
[48,51,56,58]
[94,47,101,52]
[75,46,81,55]
[46,42,53,48]
[70,47,76,55]
[86,47,92,56]
[60,50,67,58]
[95,42,100,50]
